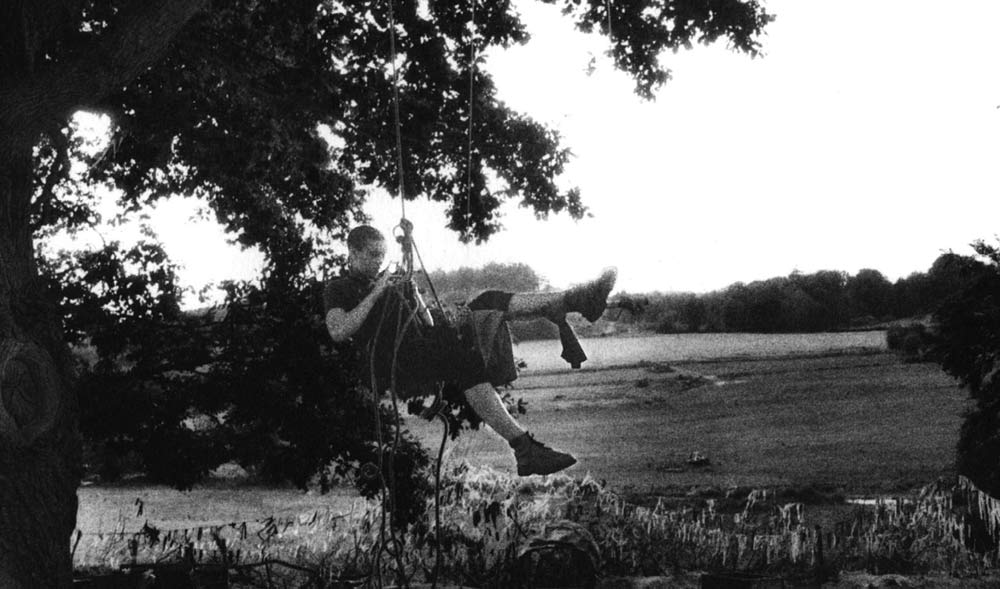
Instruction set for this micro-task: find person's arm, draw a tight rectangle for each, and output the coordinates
[326,272,393,342]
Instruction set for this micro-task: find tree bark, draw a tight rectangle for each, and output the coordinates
[0,141,80,587]
[0,2,209,584]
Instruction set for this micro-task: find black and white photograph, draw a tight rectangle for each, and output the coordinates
[2,1,1000,587]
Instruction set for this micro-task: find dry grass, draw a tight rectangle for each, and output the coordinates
[74,465,1000,586]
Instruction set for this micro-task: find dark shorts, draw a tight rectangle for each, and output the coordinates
[366,290,518,397]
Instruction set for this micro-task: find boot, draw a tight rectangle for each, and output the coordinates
[563,267,617,322]
[510,432,577,476]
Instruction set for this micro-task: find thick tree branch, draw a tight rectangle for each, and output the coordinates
[34,126,71,219]
[0,0,208,148]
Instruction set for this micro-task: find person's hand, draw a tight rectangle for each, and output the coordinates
[372,269,394,294]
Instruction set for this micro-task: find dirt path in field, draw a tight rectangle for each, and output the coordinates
[405,350,967,499]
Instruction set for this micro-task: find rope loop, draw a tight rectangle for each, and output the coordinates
[393,217,415,277]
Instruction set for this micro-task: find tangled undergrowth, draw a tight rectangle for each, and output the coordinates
[74,466,1000,587]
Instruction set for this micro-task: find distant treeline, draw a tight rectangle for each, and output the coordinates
[423,252,976,335]
[632,252,971,333]
[419,262,542,303]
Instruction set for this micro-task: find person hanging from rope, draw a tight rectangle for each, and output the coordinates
[324,222,617,476]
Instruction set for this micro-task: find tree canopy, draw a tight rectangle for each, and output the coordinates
[1,1,773,583]
[7,0,773,483]
[16,0,773,255]
[21,0,762,459]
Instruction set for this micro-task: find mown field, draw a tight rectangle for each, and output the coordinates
[409,348,966,499]
[76,331,970,565]
[511,330,886,371]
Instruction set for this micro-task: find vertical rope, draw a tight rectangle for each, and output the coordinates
[465,0,477,227]
[373,3,467,585]
[368,285,420,587]
[386,0,407,221]
[606,0,613,38]
[431,403,449,589]
[367,333,387,589]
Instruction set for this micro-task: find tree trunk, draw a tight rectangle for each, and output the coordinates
[0,141,81,586]
[0,2,211,583]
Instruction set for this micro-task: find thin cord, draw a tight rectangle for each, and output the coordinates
[412,239,446,317]
[367,276,430,586]
[465,0,477,225]
[431,404,449,589]
[606,0,613,38]
[367,3,474,582]
[367,301,392,589]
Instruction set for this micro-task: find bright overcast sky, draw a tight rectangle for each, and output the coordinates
[83,0,1000,301]
[361,0,1000,293]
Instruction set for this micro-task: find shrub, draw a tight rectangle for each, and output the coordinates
[931,239,1000,497]
[886,323,934,363]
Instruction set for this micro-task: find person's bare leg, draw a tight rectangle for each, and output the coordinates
[506,292,564,319]
[505,268,617,322]
[462,382,576,476]
[462,382,526,441]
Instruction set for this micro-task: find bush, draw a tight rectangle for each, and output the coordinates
[886,322,935,363]
[44,242,437,508]
[931,239,1000,497]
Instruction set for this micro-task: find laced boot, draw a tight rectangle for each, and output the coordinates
[510,432,577,476]
[562,267,618,322]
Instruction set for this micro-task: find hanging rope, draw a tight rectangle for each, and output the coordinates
[606,0,613,39]
[366,265,445,587]
[465,0,477,225]
[377,4,413,587]
[386,0,408,222]
[370,3,457,587]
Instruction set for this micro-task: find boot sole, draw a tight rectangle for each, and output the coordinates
[517,457,577,476]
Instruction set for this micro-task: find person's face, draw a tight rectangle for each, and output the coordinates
[349,239,387,279]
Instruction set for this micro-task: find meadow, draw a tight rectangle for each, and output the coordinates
[416,330,963,498]
[511,330,887,371]
[75,331,995,586]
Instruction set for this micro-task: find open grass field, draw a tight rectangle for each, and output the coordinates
[76,331,969,551]
[409,348,966,500]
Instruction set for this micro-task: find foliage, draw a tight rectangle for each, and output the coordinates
[847,268,893,323]
[40,236,438,514]
[621,256,975,335]
[10,0,774,496]
[4,0,774,582]
[419,262,544,304]
[22,0,773,249]
[885,322,934,363]
[931,240,1000,497]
